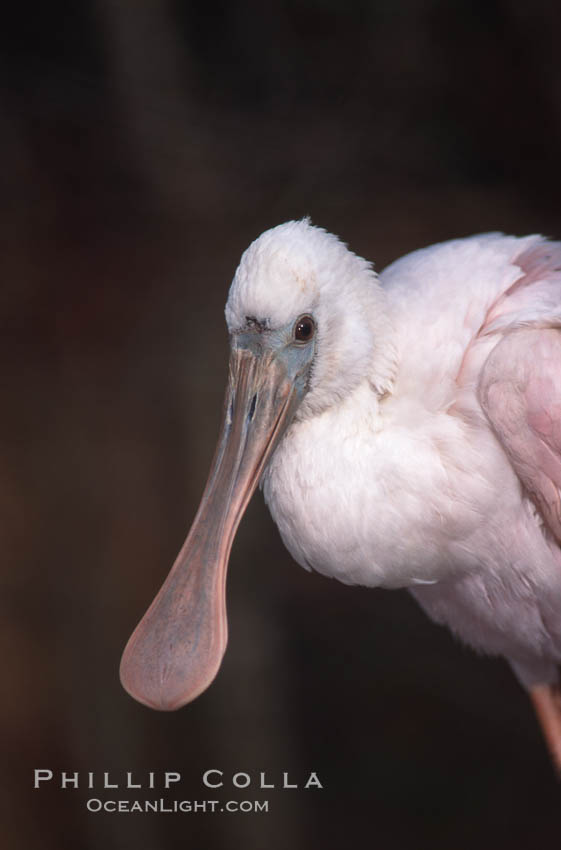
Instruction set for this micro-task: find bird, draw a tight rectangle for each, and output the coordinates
[120,219,561,772]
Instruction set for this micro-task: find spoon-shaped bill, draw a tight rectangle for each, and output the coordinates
[119,347,300,710]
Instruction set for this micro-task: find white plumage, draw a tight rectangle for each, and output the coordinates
[252,225,561,682]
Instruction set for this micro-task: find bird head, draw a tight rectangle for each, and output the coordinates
[227,219,396,416]
[120,219,396,710]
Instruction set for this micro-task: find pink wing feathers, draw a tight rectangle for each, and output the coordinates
[477,241,561,545]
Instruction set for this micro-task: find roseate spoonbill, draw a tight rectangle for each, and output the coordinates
[120,220,561,771]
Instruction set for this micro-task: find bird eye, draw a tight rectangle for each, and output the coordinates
[294,315,315,343]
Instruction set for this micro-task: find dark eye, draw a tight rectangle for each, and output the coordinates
[294,315,315,342]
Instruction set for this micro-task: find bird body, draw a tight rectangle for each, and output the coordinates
[261,230,561,691]
[121,220,561,769]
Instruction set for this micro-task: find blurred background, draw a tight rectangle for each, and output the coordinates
[4,1,561,848]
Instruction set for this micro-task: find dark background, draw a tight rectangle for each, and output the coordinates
[4,1,561,848]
